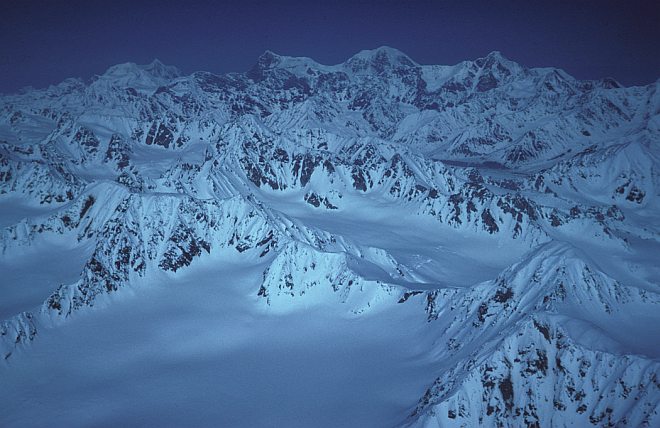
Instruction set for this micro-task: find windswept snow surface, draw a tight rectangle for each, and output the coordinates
[1,48,659,427]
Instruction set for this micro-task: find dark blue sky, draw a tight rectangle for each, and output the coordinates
[2,0,659,94]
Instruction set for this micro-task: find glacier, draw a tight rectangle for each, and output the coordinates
[0,47,658,427]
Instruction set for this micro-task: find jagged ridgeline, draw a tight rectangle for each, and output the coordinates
[1,47,659,426]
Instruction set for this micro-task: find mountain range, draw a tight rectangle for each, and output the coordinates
[1,47,658,427]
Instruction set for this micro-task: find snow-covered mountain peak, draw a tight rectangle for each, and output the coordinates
[102,58,179,79]
[597,76,622,89]
[247,50,334,82]
[92,59,180,91]
[344,46,417,73]
[143,59,180,79]
[254,50,283,69]
[475,50,512,66]
[468,50,526,83]
[348,45,414,61]
[250,46,417,78]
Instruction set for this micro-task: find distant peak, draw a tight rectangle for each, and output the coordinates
[147,58,166,67]
[358,46,408,57]
[143,59,181,79]
[95,59,180,90]
[598,77,621,89]
[247,51,285,81]
[486,50,507,60]
[255,50,283,69]
[102,59,179,80]
[103,61,140,76]
[249,47,419,78]
[474,51,513,67]
[472,50,524,77]
[345,46,417,72]
[349,46,415,62]
[261,50,279,58]
[248,50,331,81]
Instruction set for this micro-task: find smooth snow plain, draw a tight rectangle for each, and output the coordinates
[1,248,439,428]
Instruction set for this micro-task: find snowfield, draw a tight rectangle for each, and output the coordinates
[2,251,438,427]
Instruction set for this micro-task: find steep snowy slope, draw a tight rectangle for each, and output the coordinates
[0,48,658,427]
